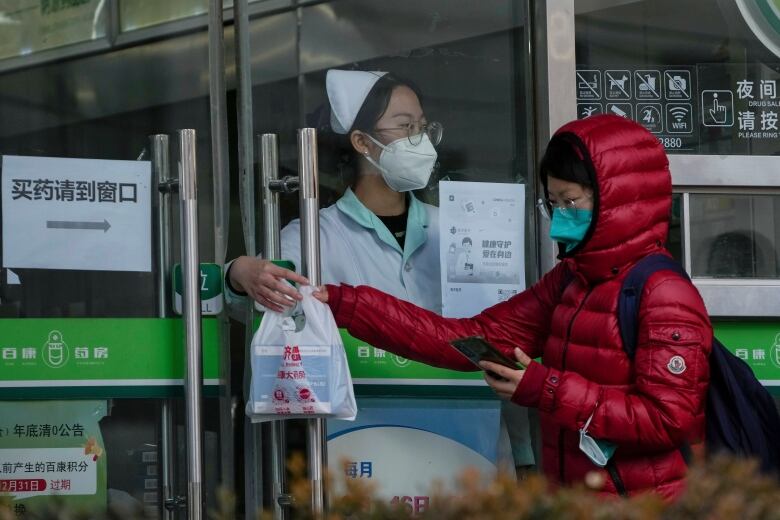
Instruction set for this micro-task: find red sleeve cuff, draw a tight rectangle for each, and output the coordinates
[511,361,550,409]
[326,284,342,316]
[326,283,356,328]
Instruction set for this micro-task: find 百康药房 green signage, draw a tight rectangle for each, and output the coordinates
[714,322,780,390]
[0,318,221,399]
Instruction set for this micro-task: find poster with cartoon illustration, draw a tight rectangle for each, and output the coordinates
[439,181,525,318]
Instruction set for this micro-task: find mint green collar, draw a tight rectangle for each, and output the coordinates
[336,188,429,264]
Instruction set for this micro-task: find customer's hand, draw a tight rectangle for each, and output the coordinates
[312,286,329,304]
[229,256,309,312]
[481,348,533,400]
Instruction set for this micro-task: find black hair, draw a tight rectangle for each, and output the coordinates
[539,137,593,190]
[538,133,599,258]
[350,74,423,134]
[462,237,472,246]
[311,73,423,192]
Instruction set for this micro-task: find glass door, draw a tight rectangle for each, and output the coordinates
[0,2,228,517]
[233,0,538,515]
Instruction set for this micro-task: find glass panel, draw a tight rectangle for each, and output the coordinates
[296,0,529,201]
[245,0,532,311]
[241,2,534,504]
[0,14,222,517]
[689,194,780,278]
[574,0,780,156]
[119,0,210,31]
[0,0,107,60]
[0,29,216,318]
[119,0,266,32]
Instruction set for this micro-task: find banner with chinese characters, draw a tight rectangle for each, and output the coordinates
[698,63,779,155]
[0,318,221,398]
[714,321,780,387]
[438,181,526,318]
[2,155,152,272]
[0,400,108,515]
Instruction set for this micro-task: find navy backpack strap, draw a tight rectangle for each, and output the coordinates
[618,254,689,359]
[558,264,575,300]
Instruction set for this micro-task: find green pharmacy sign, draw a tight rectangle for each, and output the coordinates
[0,318,222,399]
[714,322,780,390]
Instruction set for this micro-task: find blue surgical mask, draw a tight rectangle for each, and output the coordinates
[549,208,593,252]
[579,411,617,467]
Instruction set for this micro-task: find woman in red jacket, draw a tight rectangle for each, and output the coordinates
[315,114,712,500]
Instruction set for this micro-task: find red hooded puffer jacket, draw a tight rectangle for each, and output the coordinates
[326,115,712,500]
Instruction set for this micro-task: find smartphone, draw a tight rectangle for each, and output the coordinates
[449,336,524,380]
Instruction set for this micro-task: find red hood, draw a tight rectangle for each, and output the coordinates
[551,115,672,282]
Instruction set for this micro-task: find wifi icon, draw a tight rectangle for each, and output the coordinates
[669,106,688,122]
[666,103,693,134]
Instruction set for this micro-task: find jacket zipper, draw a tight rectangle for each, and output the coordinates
[558,285,593,484]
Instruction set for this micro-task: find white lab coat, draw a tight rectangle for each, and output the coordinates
[226,188,441,313]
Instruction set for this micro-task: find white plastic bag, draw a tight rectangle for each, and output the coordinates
[246,286,357,422]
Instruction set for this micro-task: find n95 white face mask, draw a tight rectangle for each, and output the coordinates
[364,134,438,192]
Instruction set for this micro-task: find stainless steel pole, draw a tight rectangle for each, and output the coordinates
[235,0,255,258]
[178,129,204,520]
[152,134,172,330]
[207,0,234,498]
[151,134,178,520]
[208,0,230,264]
[298,128,326,517]
[262,134,281,261]
[233,1,264,515]
[259,134,289,520]
[298,129,321,287]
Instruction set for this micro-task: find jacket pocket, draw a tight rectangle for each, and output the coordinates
[640,323,704,388]
[647,324,702,346]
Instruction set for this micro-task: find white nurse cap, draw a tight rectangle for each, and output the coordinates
[326,69,388,134]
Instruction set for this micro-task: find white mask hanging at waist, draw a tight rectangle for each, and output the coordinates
[364,133,438,192]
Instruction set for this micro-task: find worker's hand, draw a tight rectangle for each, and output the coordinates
[481,348,533,400]
[229,256,309,312]
[312,286,329,304]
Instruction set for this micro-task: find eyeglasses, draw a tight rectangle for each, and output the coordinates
[374,120,443,146]
[536,195,592,220]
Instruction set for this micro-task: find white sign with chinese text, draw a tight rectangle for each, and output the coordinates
[2,155,151,272]
[0,447,97,499]
[439,181,525,318]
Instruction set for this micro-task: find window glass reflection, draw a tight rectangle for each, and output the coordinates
[574,0,780,156]
[0,26,215,318]
[299,37,530,214]
[120,0,209,31]
[689,194,780,278]
[241,1,531,319]
[265,3,533,317]
[0,0,107,60]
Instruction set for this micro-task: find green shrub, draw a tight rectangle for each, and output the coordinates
[3,455,779,519]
